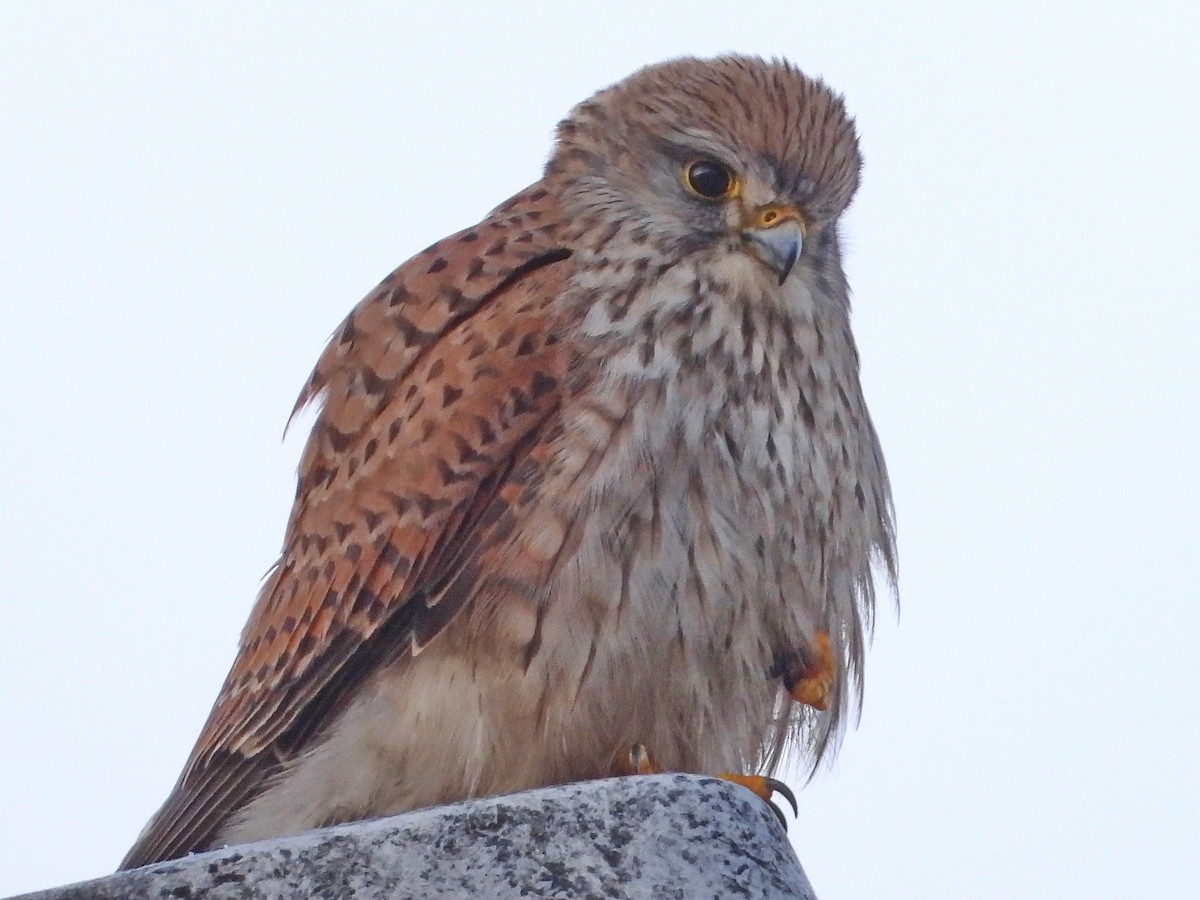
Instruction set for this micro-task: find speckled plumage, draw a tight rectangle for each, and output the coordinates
[121,55,895,870]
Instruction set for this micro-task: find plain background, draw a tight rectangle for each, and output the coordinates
[2,3,1197,897]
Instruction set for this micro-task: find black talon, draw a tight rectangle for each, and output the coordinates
[765,777,799,819]
[769,800,790,830]
[629,743,650,773]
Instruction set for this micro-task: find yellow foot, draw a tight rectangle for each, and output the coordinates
[788,631,835,711]
[717,773,799,829]
[613,744,797,829]
[612,742,664,777]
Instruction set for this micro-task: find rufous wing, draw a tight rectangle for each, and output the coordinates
[121,185,575,868]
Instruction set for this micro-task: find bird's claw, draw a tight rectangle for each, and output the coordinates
[717,773,798,830]
[613,742,664,777]
[788,631,835,711]
[615,745,797,830]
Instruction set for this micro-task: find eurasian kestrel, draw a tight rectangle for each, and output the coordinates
[121,55,896,869]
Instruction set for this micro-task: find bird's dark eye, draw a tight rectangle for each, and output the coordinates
[683,159,737,200]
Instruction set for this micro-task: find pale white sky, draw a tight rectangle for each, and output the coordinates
[2,3,1197,897]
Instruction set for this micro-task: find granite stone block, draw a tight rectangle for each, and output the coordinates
[12,774,817,899]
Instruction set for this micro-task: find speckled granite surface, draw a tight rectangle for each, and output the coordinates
[13,774,817,899]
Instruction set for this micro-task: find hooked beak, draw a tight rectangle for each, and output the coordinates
[742,204,804,284]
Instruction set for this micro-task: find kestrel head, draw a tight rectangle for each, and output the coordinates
[548,55,861,285]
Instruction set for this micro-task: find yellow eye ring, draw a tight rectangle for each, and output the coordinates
[683,159,738,201]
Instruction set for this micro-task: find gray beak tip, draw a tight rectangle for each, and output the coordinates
[745,220,803,284]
